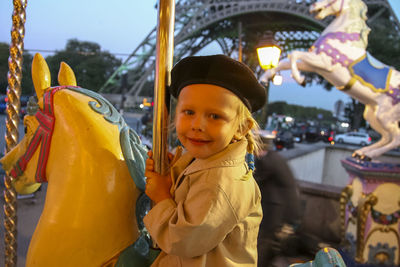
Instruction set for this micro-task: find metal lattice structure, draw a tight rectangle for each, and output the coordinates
[100,0,400,101]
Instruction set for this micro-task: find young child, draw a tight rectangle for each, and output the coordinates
[144,54,266,266]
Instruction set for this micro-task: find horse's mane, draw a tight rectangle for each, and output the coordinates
[346,0,370,47]
[65,86,126,130]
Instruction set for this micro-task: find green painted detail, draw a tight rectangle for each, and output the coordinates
[290,247,346,267]
[66,87,125,130]
[136,193,151,233]
[116,193,156,267]
[116,235,160,267]
[120,126,148,192]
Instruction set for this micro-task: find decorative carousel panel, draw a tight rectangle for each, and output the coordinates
[361,183,400,266]
[341,158,400,265]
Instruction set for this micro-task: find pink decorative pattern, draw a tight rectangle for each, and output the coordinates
[311,32,360,67]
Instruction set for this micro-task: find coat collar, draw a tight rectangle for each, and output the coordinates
[169,139,248,196]
[172,139,247,176]
[185,139,247,175]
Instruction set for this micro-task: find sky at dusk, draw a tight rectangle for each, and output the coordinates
[0,0,399,112]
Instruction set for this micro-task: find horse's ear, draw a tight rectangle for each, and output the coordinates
[32,53,51,103]
[58,62,77,86]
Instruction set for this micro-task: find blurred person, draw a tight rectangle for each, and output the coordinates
[254,136,302,266]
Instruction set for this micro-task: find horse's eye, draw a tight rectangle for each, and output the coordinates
[24,127,27,134]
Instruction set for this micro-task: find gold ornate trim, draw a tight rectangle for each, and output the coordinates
[5,1,28,266]
[340,185,353,242]
[340,77,357,91]
[356,193,377,263]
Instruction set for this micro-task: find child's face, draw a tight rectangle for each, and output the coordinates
[175,84,241,159]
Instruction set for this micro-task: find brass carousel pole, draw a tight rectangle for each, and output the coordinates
[4,1,27,266]
[152,0,175,176]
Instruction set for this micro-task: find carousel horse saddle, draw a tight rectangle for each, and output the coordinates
[349,53,392,92]
[290,247,346,267]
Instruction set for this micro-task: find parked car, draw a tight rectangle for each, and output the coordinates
[274,130,295,150]
[334,132,372,146]
[319,127,335,143]
[259,128,278,140]
[305,126,320,142]
[291,126,306,143]
[0,95,7,113]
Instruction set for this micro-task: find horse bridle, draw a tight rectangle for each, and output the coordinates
[9,86,72,183]
[319,0,344,14]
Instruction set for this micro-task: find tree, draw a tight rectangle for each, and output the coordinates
[45,39,121,91]
[266,101,335,123]
[0,42,34,95]
[367,16,400,69]
[344,99,365,130]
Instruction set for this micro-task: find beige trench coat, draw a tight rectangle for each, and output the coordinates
[144,140,263,266]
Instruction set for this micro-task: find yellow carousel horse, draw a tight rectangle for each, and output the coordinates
[0,53,153,266]
[262,0,400,160]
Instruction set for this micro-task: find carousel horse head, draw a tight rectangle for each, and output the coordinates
[310,0,369,46]
[0,53,150,266]
[310,0,368,20]
[0,53,78,194]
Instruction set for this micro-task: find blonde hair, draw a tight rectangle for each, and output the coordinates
[235,102,263,156]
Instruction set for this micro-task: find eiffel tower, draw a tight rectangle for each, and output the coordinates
[99,0,400,103]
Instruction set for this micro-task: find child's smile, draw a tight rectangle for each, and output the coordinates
[186,137,211,146]
[175,84,241,159]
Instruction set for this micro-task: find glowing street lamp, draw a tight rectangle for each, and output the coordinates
[256,32,281,70]
[256,31,282,129]
[256,45,281,70]
[257,41,283,85]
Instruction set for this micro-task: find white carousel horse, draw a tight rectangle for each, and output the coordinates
[261,0,400,160]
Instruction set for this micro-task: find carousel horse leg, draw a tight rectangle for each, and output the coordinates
[365,134,400,159]
[365,121,400,158]
[365,99,400,158]
[354,99,400,158]
[260,60,292,82]
[289,51,333,86]
[260,59,321,84]
[353,104,390,158]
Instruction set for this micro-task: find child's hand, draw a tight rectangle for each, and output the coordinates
[145,151,172,204]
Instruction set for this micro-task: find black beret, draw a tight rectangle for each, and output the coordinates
[170,54,266,112]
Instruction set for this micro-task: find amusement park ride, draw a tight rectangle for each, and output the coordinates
[262,0,400,265]
[2,0,400,267]
[2,54,150,266]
